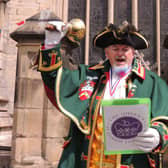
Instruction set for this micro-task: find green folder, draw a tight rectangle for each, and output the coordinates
[102,98,151,155]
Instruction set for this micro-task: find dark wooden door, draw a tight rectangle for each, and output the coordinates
[68,0,168,84]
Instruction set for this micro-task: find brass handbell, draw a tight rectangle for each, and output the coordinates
[66,18,86,45]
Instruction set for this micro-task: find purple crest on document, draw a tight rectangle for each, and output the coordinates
[111,117,142,139]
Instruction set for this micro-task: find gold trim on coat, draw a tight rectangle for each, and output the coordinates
[56,67,90,134]
[151,116,168,123]
[87,74,106,168]
[39,49,62,71]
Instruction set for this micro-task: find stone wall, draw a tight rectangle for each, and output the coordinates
[0,0,52,150]
[0,0,69,167]
[0,0,13,151]
[0,0,67,119]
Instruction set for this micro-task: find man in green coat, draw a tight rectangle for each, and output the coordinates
[38,20,168,168]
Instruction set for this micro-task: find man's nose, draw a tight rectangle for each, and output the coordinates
[117,50,124,55]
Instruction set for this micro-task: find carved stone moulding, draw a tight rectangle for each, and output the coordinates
[0,96,8,102]
[0,96,8,112]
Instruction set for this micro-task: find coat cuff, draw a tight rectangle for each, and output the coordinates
[38,44,62,72]
[151,121,168,153]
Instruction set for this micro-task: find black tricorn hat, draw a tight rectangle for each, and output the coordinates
[93,21,149,50]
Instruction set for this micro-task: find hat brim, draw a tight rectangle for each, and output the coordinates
[93,29,149,50]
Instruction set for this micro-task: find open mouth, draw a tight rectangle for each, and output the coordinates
[115,56,126,63]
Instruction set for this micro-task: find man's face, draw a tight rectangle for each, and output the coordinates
[104,44,135,68]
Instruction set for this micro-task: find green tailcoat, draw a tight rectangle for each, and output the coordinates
[38,45,168,168]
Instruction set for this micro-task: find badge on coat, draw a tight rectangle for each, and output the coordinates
[79,76,98,100]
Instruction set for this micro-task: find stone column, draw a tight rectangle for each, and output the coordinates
[10,10,70,168]
[50,0,68,22]
[12,43,46,168]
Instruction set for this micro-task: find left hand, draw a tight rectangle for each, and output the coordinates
[133,128,160,152]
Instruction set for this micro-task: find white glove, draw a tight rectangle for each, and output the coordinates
[44,21,69,48]
[133,128,160,152]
